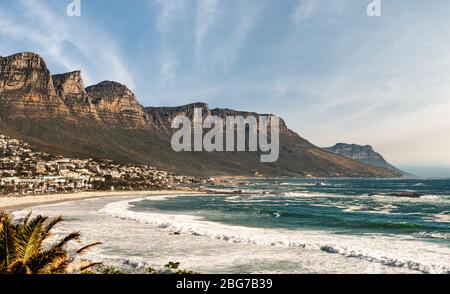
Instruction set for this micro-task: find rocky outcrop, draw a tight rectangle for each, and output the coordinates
[324,143,408,176]
[53,71,88,102]
[145,102,208,129]
[0,52,55,94]
[145,102,290,134]
[0,52,147,127]
[51,72,148,127]
[86,81,148,128]
[0,52,67,118]
[52,71,102,121]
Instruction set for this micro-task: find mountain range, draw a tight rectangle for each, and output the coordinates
[324,143,409,177]
[0,52,401,177]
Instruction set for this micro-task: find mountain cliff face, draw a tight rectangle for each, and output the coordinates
[86,81,149,128]
[0,52,67,118]
[145,102,290,133]
[53,70,87,102]
[0,52,401,177]
[52,70,100,121]
[324,143,407,176]
[0,53,147,128]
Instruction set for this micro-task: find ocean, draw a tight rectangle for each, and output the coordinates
[14,178,450,274]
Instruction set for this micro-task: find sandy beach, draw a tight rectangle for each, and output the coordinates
[0,190,200,212]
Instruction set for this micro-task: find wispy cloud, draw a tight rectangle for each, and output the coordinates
[0,0,134,88]
[291,0,320,25]
[155,0,186,34]
[153,0,262,79]
[0,6,82,77]
[3,0,450,167]
[195,0,219,62]
[211,2,264,72]
[153,0,191,83]
[160,55,177,82]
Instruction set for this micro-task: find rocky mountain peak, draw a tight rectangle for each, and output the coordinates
[52,71,88,102]
[0,52,68,118]
[144,102,289,133]
[333,143,373,152]
[85,81,148,128]
[1,52,47,67]
[86,81,134,103]
[0,52,55,94]
[324,143,408,176]
[325,143,384,161]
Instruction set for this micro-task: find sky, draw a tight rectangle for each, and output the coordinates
[1,0,450,175]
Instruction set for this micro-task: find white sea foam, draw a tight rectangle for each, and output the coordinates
[432,213,450,223]
[370,194,448,204]
[279,182,294,186]
[278,191,337,198]
[355,204,397,214]
[343,205,371,212]
[413,232,450,240]
[421,195,444,200]
[279,182,329,187]
[205,188,236,193]
[99,197,450,274]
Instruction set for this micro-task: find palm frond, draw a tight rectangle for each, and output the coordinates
[0,212,101,274]
[15,215,48,260]
[76,242,102,255]
[0,213,17,268]
[67,260,103,273]
[79,261,103,272]
[40,254,69,274]
[7,259,32,274]
[22,211,33,227]
[55,232,81,249]
[26,247,67,273]
[41,215,64,239]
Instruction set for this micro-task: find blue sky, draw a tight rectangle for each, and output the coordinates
[1,0,450,173]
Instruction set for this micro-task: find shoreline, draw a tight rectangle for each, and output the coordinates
[3,180,448,274]
[18,189,443,274]
[0,189,203,212]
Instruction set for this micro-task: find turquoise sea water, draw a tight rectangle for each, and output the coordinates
[131,179,450,242]
[15,178,450,273]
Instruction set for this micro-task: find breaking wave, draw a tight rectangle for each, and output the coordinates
[100,197,450,274]
[413,232,450,240]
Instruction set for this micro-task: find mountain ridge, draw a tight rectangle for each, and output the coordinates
[0,52,401,177]
[324,143,410,177]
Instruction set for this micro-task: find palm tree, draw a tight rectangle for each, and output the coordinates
[0,211,101,274]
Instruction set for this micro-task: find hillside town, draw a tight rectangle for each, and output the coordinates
[0,134,212,196]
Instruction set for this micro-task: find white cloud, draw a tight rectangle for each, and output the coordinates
[0,0,135,89]
[195,0,219,62]
[155,0,186,34]
[291,0,320,25]
[153,0,193,83]
[160,56,177,82]
[211,3,264,72]
[0,8,80,73]
[153,0,263,75]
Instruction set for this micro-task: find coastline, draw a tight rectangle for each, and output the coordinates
[4,178,449,274]
[0,189,202,212]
